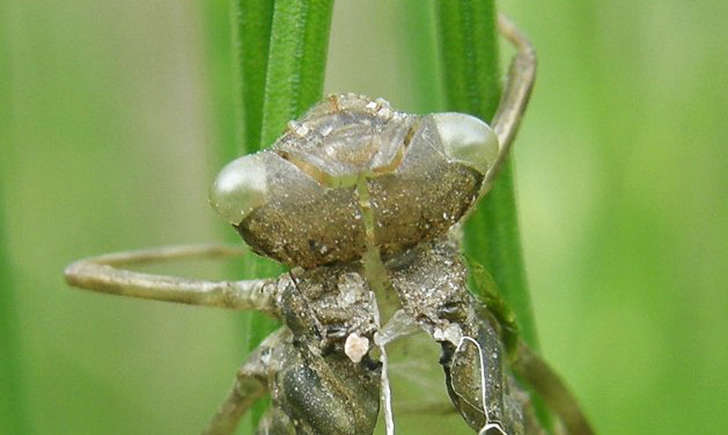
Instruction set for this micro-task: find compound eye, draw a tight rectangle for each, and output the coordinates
[209,153,268,225]
[431,113,499,175]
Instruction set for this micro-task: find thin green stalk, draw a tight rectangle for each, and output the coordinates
[230,0,334,428]
[434,0,537,350]
[232,1,274,154]
[435,0,550,429]
[259,0,335,147]
[226,4,278,429]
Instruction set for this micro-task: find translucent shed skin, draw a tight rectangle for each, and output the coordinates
[64,15,595,435]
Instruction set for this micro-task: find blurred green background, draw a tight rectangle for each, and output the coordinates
[2,1,726,434]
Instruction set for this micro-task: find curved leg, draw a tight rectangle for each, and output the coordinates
[204,328,287,435]
[485,14,538,184]
[512,341,595,435]
[469,259,594,434]
[205,321,381,435]
[64,244,280,315]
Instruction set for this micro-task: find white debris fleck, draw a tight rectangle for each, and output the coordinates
[434,323,463,345]
[443,323,463,344]
[433,328,446,341]
[344,333,370,363]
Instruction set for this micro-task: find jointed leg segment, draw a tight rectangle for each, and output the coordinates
[203,328,288,435]
[203,354,268,435]
[491,16,595,435]
[64,244,280,315]
[486,14,538,185]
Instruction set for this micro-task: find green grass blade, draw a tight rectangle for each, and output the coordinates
[227,1,278,429]
[434,0,538,349]
[229,0,281,339]
[466,166,538,346]
[232,0,275,155]
[250,0,335,377]
[259,0,335,148]
[435,1,501,119]
[229,0,334,428]
[435,1,551,429]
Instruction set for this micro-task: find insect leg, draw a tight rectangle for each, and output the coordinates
[511,341,595,435]
[485,14,537,185]
[64,244,279,315]
[203,328,287,435]
[470,261,594,434]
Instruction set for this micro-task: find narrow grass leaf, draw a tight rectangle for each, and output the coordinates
[230,0,334,427]
[435,1,551,428]
[434,0,538,349]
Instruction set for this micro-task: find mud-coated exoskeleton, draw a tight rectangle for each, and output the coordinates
[65,15,593,435]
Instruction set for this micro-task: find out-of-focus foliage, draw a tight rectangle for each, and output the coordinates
[1,1,726,434]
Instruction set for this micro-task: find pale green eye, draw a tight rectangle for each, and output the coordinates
[431,112,499,175]
[209,153,268,225]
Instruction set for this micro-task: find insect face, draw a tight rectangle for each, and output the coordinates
[209,94,499,269]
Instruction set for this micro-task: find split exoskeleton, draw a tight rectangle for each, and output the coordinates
[65,15,593,435]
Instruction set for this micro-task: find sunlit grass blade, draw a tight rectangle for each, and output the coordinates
[434,0,538,351]
[229,0,334,428]
[232,1,275,155]
[435,1,551,429]
[259,0,335,147]
[249,0,335,357]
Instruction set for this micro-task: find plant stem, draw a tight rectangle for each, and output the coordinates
[228,2,277,429]
[259,0,335,148]
[231,0,274,154]
[434,0,538,351]
[230,0,334,428]
[435,0,550,429]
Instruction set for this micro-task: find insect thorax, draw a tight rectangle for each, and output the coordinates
[263,234,528,434]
